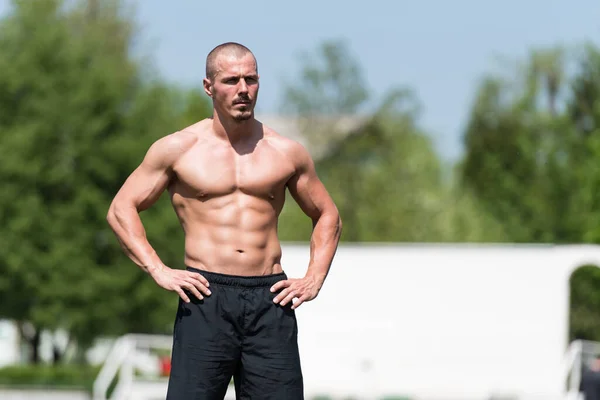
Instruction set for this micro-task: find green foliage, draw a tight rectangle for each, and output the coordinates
[459,45,600,244]
[570,265,600,341]
[0,0,212,360]
[280,39,370,153]
[0,364,100,390]
[282,38,369,118]
[279,41,506,243]
[460,43,600,339]
[315,109,444,242]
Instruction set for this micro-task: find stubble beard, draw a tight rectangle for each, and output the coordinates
[232,104,254,122]
[233,112,252,122]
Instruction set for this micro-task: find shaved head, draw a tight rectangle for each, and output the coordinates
[206,42,257,81]
[202,42,260,123]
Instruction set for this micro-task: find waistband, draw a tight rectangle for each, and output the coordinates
[186,266,287,288]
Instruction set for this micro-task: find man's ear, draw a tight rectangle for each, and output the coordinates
[203,78,213,97]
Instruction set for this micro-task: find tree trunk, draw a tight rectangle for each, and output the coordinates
[30,329,41,364]
[18,322,41,364]
[52,345,62,364]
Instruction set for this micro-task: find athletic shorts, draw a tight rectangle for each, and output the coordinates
[165,267,304,400]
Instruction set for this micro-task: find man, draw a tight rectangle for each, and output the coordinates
[106,42,342,399]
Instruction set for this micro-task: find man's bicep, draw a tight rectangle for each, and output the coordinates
[112,143,173,212]
[117,163,171,211]
[287,159,335,221]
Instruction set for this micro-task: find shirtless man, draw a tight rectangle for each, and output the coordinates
[106,42,342,399]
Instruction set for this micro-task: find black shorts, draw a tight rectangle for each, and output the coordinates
[166,267,304,400]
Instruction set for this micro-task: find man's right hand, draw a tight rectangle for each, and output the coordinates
[150,266,211,303]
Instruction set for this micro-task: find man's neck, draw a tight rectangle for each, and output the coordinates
[212,110,255,144]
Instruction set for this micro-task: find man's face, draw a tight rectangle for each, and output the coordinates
[205,53,259,122]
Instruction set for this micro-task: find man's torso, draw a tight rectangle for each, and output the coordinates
[167,119,298,276]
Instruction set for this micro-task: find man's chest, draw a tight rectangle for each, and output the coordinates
[173,146,296,198]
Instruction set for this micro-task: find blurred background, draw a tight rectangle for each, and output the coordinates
[0,0,599,399]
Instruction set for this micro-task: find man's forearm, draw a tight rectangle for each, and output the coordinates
[107,204,165,275]
[305,210,342,288]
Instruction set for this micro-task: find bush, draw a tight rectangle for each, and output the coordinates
[0,364,101,392]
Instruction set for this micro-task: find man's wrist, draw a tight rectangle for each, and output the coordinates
[305,271,326,289]
[145,263,165,277]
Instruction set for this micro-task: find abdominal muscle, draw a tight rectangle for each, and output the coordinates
[171,192,284,277]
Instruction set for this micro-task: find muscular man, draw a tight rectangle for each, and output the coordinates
[106,42,342,399]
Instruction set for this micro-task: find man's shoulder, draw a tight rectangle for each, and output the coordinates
[260,122,310,160]
[161,119,213,150]
[145,122,207,167]
[152,131,197,156]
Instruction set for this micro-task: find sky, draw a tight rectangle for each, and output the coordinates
[0,0,598,161]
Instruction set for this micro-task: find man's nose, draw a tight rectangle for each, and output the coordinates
[238,79,249,93]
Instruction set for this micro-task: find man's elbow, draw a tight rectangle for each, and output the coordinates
[106,200,130,230]
[106,203,118,229]
[334,211,342,237]
[318,207,342,236]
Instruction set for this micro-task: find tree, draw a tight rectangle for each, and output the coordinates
[280,39,370,155]
[0,0,212,363]
[460,47,576,242]
[278,40,505,243]
[460,43,600,340]
[570,265,600,341]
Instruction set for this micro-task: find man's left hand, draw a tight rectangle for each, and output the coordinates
[271,276,320,310]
